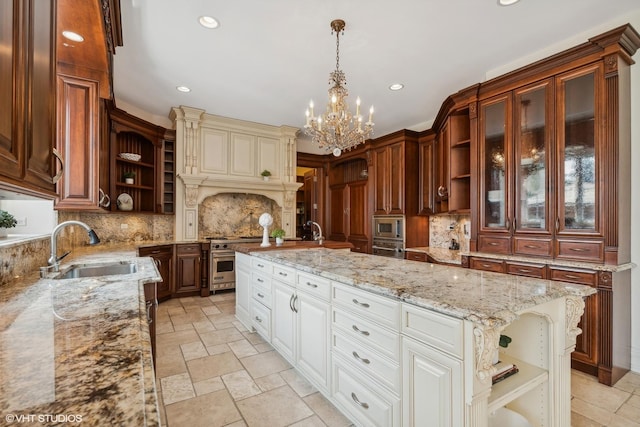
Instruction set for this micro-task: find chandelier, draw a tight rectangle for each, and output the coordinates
[304,19,374,157]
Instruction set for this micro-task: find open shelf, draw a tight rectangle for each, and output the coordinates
[488,353,548,413]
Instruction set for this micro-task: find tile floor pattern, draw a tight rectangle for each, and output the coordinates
[155,292,640,427]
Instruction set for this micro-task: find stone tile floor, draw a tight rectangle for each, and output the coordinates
[155,292,640,427]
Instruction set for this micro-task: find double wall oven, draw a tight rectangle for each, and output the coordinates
[372,215,406,259]
[207,237,262,292]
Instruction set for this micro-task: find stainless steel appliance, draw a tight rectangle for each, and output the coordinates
[372,239,405,259]
[372,215,406,259]
[373,215,405,240]
[207,236,262,293]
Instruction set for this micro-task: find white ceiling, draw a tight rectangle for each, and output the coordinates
[113,0,640,154]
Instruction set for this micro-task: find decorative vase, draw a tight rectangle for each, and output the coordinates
[0,228,7,238]
[125,178,134,184]
[276,237,284,246]
[263,176,270,182]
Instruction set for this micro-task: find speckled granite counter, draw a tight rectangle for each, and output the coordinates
[231,240,353,253]
[405,246,462,265]
[249,248,596,328]
[0,243,161,426]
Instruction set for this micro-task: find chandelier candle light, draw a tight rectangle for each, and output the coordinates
[304,19,374,157]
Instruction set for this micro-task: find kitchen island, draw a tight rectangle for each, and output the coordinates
[0,245,161,426]
[236,247,596,427]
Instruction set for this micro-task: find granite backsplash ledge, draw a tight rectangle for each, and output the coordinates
[0,238,49,286]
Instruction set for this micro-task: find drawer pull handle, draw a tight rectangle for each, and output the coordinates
[517,268,531,273]
[569,248,588,252]
[352,351,371,365]
[563,274,580,280]
[524,245,540,249]
[257,278,264,283]
[352,299,370,308]
[352,325,370,336]
[257,293,265,298]
[279,272,288,277]
[146,301,153,324]
[306,281,318,288]
[254,316,262,323]
[151,250,161,254]
[481,264,492,268]
[488,242,499,246]
[351,392,369,409]
[257,263,264,268]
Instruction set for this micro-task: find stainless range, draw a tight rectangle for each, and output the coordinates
[207,236,262,293]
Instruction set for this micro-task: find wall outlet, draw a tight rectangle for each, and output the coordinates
[16,217,27,226]
[463,221,471,238]
[120,223,129,230]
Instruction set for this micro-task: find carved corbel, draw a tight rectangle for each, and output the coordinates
[284,191,296,210]
[565,296,586,343]
[185,185,199,208]
[473,325,504,383]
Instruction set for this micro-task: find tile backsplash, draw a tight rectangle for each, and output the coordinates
[429,214,470,252]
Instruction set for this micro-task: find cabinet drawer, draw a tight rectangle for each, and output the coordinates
[470,257,506,273]
[332,355,400,427]
[549,267,597,286]
[297,271,331,301]
[405,252,428,262]
[513,237,552,257]
[251,257,273,275]
[272,264,295,285]
[348,239,369,254]
[252,282,272,308]
[477,235,511,254]
[139,245,173,257]
[556,239,604,263]
[251,271,271,290]
[250,299,271,340]
[332,331,400,393]
[332,283,400,329]
[332,307,400,361]
[506,262,547,279]
[176,244,200,255]
[401,304,464,359]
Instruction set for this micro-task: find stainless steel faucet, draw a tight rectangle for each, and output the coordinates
[48,221,100,272]
[306,221,324,245]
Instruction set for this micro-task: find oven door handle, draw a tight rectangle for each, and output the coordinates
[372,245,401,252]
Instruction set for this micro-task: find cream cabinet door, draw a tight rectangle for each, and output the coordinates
[402,336,463,427]
[234,253,252,328]
[296,291,330,393]
[271,280,296,363]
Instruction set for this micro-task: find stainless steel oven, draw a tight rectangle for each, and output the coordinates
[210,250,236,292]
[373,215,405,240]
[208,237,262,293]
[372,239,405,259]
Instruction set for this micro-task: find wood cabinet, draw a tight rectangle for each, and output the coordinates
[54,75,100,209]
[175,243,201,295]
[0,0,57,197]
[417,133,436,215]
[327,156,371,252]
[138,245,174,301]
[108,107,162,213]
[372,131,419,216]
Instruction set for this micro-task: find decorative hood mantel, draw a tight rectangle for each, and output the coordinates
[171,106,302,240]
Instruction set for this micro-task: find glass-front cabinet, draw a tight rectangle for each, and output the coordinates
[477,66,604,261]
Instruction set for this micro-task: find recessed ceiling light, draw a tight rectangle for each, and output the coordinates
[498,0,520,5]
[199,16,219,29]
[62,30,84,42]
[176,86,191,93]
[389,83,404,91]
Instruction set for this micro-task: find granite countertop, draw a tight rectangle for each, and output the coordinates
[231,240,353,253]
[405,247,462,265]
[0,243,161,426]
[460,250,635,272]
[249,248,596,329]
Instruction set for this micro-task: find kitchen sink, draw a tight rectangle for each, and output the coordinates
[53,261,137,280]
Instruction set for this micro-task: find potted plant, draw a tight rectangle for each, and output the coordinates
[260,169,272,181]
[123,171,136,184]
[493,334,512,365]
[270,228,285,245]
[0,210,17,238]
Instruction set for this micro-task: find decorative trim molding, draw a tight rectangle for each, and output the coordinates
[566,296,586,342]
[473,326,503,382]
